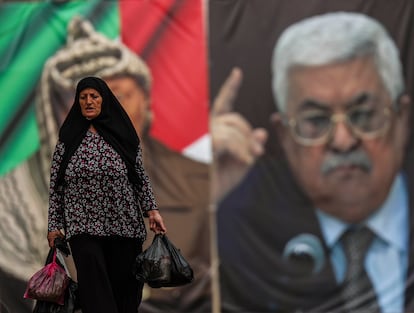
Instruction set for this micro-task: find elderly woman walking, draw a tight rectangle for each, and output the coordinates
[47,76,166,313]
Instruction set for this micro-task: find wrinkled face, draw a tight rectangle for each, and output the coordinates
[276,57,410,222]
[79,88,102,119]
[104,76,150,136]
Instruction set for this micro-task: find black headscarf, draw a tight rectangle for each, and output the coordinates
[56,76,141,187]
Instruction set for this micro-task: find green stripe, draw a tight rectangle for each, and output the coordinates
[0,0,120,176]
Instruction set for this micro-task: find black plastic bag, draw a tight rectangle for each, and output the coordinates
[133,234,172,287]
[32,247,80,313]
[133,234,193,288]
[54,237,71,257]
[162,234,194,287]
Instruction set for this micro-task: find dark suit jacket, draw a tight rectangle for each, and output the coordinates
[217,154,414,312]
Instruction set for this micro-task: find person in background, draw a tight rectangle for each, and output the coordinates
[0,15,210,312]
[214,12,413,312]
[47,76,167,313]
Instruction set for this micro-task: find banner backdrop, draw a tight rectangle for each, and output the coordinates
[120,0,210,162]
[3,0,414,312]
[209,0,414,312]
[0,1,210,312]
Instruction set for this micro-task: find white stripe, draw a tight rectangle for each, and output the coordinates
[182,133,212,164]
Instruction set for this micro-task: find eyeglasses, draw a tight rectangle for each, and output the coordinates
[283,104,393,146]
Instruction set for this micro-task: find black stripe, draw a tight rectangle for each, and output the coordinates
[141,0,187,60]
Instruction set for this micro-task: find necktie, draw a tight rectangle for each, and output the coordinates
[340,226,380,312]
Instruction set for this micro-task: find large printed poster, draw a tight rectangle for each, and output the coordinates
[0,1,210,312]
[1,0,414,312]
[210,0,414,312]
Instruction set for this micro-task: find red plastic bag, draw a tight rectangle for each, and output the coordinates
[24,248,70,305]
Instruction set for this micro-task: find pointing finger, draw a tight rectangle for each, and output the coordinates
[211,67,243,116]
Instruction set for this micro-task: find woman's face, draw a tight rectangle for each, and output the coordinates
[79,88,102,119]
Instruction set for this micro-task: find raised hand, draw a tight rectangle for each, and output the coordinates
[210,67,268,203]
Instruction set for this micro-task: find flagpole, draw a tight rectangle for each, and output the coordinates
[209,202,221,313]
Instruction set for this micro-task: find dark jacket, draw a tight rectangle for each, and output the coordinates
[218,154,414,312]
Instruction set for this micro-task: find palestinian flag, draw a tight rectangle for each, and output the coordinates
[0,0,209,176]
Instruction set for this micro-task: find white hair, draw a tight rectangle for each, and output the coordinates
[272,12,404,112]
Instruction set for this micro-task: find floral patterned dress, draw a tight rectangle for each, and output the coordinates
[48,130,157,242]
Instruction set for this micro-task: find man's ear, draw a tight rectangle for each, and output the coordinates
[396,94,411,151]
[398,94,411,128]
[141,109,153,136]
[270,112,288,143]
[146,110,154,125]
[145,95,154,124]
[399,94,411,113]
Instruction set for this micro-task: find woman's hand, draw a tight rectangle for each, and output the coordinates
[148,210,167,234]
[47,230,64,248]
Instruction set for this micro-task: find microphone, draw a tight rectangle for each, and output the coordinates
[282,233,325,275]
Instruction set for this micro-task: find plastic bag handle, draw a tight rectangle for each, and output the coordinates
[52,248,57,264]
